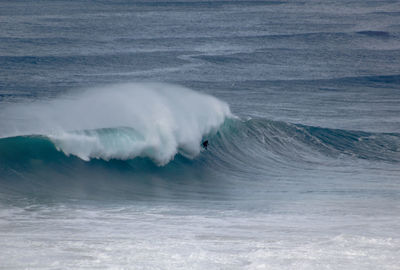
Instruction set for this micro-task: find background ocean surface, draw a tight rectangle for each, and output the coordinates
[1,0,400,269]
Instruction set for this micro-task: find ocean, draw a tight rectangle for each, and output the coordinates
[0,0,400,269]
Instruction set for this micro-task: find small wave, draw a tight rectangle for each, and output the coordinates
[356,30,391,38]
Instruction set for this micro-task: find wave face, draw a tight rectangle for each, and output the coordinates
[227,119,400,164]
[0,83,231,165]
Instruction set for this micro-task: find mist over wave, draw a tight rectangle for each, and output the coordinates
[0,83,232,165]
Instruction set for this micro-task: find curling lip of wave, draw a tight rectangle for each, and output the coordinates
[0,83,233,165]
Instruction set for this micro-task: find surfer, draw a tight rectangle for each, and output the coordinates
[202,140,209,150]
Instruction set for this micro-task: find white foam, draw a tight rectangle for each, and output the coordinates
[0,83,232,165]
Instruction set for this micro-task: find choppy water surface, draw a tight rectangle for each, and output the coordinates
[0,0,400,269]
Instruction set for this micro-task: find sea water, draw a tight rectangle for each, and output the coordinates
[0,0,400,269]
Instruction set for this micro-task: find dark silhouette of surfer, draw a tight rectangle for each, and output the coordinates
[202,140,209,150]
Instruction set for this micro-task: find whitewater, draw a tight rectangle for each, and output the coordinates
[0,83,232,164]
[1,0,400,269]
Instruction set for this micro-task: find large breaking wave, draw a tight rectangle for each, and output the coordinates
[0,83,232,165]
[1,83,400,198]
[1,118,400,167]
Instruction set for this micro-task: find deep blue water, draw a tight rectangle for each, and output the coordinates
[0,0,400,269]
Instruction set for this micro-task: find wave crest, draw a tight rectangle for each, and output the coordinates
[0,83,232,165]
